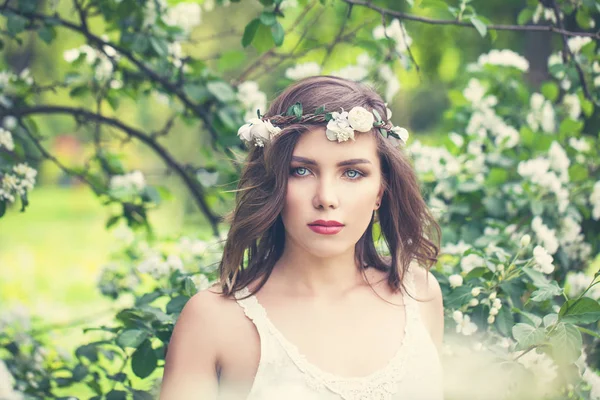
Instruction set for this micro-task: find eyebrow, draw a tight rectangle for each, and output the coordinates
[291,156,372,167]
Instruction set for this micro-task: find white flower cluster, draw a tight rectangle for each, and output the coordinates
[0,128,15,151]
[565,271,600,299]
[143,0,202,34]
[0,360,22,400]
[518,143,570,213]
[591,181,600,220]
[531,216,559,255]
[460,253,484,274]
[559,215,592,262]
[237,81,267,122]
[137,251,184,279]
[567,36,592,53]
[109,170,146,193]
[486,292,502,324]
[409,141,461,181]
[464,79,520,149]
[63,36,121,86]
[372,19,413,54]
[583,365,600,400]
[377,64,401,103]
[285,62,322,81]
[562,93,581,120]
[0,163,38,203]
[237,118,282,147]
[325,107,375,142]
[452,310,478,336]
[526,93,556,133]
[0,69,33,109]
[476,49,529,72]
[532,245,555,274]
[448,274,463,288]
[532,4,557,24]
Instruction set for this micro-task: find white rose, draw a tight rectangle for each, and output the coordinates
[249,119,271,141]
[264,120,282,138]
[325,111,355,142]
[347,106,375,132]
[237,122,253,142]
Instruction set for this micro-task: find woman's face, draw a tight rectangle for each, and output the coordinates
[281,127,384,258]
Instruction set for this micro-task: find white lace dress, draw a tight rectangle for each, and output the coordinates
[231,265,444,400]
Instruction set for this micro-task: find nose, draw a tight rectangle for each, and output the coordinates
[312,177,339,210]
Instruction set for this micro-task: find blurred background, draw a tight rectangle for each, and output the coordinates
[1,0,600,398]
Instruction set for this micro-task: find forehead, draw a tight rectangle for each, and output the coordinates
[292,127,380,164]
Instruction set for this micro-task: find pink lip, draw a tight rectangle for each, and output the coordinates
[308,225,344,235]
[308,220,344,227]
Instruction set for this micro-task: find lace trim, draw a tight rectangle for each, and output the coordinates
[234,266,420,400]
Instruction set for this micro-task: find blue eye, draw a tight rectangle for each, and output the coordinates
[292,167,309,176]
[345,169,363,179]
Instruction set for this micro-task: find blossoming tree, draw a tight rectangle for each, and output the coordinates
[1,0,600,398]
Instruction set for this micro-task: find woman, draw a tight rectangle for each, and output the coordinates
[160,76,444,399]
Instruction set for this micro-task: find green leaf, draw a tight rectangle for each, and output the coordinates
[75,344,98,362]
[0,201,6,217]
[271,21,285,46]
[543,313,558,328]
[470,17,487,37]
[559,297,600,324]
[259,12,277,26]
[517,8,534,25]
[166,295,190,314]
[132,390,154,400]
[444,286,472,308]
[286,102,303,119]
[581,98,593,117]
[183,277,197,297]
[540,82,559,102]
[559,118,584,135]
[530,281,562,302]
[37,25,56,44]
[117,329,148,348]
[242,18,261,47]
[207,81,236,103]
[315,105,326,115]
[136,291,163,306]
[495,305,515,337]
[7,14,27,36]
[512,323,545,350]
[131,339,157,379]
[253,22,275,53]
[149,37,168,57]
[548,322,582,364]
[217,50,247,71]
[568,164,588,182]
[485,168,508,186]
[106,390,128,400]
[71,364,88,382]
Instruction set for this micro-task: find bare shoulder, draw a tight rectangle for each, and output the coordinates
[160,284,235,399]
[409,265,444,350]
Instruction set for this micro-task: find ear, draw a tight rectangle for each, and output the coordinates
[375,185,384,210]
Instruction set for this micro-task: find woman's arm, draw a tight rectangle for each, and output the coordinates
[159,290,222,399]
[412,267,444,352]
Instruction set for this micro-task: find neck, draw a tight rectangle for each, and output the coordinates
[271,239,368,298]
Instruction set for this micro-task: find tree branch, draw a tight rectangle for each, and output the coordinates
[6,105,222,236]
[340,0,600,39]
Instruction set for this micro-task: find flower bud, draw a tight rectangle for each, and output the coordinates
[520,234,531,247]
[469,298,479,307]
[489,291,497,300]
[449,274,463,288]
[487,315,495,324]
[452,310,463,323]
[471,287,481,297]
[493,298,502,309]
[489,307,499,316]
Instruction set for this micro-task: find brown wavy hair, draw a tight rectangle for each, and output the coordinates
[219,75,440,299]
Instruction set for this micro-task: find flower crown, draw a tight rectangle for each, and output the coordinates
[237,102,409,148]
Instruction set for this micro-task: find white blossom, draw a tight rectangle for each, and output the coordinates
[372,19,412,53]
[63,48,81,63]
[237,81,267,122]
[378,64,400,102]
[531,217,559,255]
[449,274,463,288]
[515,349,558,389]
[565,272,599,299]
[191,274,210,291]
[325,110,355,142]
[526,93,555,133]
[3,116,17,130]
[533,245,555,274]
[477,49,529,72]
[452,311,478,336]
[532,4,557,24]
[591,181,600,221]
[562,94,581,120]
[520,234,531,247]
[109,171,146,193]
[163,2,202,34]
[442,240,470,255]
[567,36,592,53]
[460,254,484,274]
[331,65,369,82]
[0,128,15,151]
[569,137,590,152]
[285,62,322,81]
[279,0,298,10]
